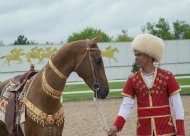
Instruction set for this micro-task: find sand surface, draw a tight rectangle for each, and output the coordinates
[62,95,190,136]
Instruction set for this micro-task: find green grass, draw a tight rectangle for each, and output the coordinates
[176,78,190,94]
[62,90,123,101]
[64,82,125,92]
[62,82,125,101]
[175,74,190,76]
[64,84,90,92]
[176,78,190,85]
[62,77,190,101]
[180,88,190,94]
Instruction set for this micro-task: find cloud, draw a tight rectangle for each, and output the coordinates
[0,0,190,44]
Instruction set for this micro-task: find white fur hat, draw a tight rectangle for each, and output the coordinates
[131,34,165,62]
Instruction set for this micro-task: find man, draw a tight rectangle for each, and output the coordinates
[108,34,185,136]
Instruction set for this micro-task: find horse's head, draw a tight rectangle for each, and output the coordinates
[74,36,109,99]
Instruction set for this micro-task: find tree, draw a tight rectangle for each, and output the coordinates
[146,18,174,40]
[131,62,139,73]
[173,20,190,39]
[30,41,38,45]
[67,27,112,42]
[115,34,133,42]
[45,41,53,45]
[13,35,30,45]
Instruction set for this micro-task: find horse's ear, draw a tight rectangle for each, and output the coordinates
[92,35,102,43]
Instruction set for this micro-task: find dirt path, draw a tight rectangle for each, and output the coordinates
[62,95,190,136]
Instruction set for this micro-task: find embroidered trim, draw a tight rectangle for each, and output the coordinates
[170,89,180,96]
[48,59,67,80]
[121,92,135,99]
[138,105,169,110]
[42,70,62,99]
[151,117,157,136]
[23,97,64,126]
[138,114,170,119]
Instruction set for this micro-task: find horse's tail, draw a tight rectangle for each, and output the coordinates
[0,56,5,59]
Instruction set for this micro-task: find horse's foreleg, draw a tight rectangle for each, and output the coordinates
[0,121,8,136]
[0,121,24,136]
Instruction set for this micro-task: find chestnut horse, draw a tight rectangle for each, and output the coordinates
[0,36,109,136]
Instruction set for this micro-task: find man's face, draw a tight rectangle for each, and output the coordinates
[134,50,153,68]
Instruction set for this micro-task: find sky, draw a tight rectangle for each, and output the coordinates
[0,0,190,44]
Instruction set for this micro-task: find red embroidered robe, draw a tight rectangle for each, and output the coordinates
[122,68,180,135]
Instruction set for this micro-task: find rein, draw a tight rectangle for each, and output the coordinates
[93,92,110,132]
[93,95,122,136]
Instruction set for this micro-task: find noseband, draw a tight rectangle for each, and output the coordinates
[74,39,101,92]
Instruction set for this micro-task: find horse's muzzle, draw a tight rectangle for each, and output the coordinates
[94,87,109,99]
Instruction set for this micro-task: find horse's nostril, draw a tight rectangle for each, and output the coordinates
[92,83,100,91]
[94,89,108,99]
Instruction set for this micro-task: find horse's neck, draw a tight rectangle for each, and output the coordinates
[24,42,88,114]
[44,43,82,91]
[25,48,73,111]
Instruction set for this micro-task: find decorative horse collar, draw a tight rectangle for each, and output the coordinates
[23,97,64,126]
[23,75,64,127]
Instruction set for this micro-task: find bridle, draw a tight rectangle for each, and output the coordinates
[77,41,120,135]
[74,40,112,134]
[45,39,112,133]
[74,39,101,92]
[46,40,119,135]
[42,39,101,99]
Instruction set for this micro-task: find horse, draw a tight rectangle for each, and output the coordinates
[40,47,58,61]
[24,47,44,64]
[101,45,119,64]
[0,48,24,66]
[0,36,109,136]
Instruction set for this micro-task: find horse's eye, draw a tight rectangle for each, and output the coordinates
[95,58,102,65]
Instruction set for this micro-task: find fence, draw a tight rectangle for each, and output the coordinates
[60,76,190,102]
[0,40,190,82]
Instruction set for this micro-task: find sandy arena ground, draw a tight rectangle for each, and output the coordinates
[62,95,190,136]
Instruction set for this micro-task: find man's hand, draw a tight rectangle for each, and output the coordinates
[108,125,118,136]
